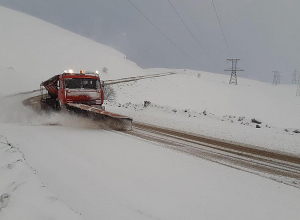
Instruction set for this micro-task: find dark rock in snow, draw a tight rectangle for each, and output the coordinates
[251,118,262,124]
[203,110,207,115]
[293,129,300,134]
[256,125,261,128]
[238,116,245,121]
[144,101,151,107]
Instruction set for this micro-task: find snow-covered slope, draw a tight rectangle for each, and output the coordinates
[114,68,299,128]
[0,135,84,220]
[0,6,146,97]
[108,68,300,154]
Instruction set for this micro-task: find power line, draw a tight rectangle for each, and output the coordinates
[167,0,222,69]
[126,0,208,69]
[179,0,207,38]
[211,0,233,57]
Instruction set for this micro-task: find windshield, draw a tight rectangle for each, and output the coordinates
[65,78,100,90]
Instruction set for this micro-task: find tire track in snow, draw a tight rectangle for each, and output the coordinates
[124,122,300,188]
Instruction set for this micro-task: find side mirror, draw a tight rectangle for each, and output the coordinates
[101,80,105,88]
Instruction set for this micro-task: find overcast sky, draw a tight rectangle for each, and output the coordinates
[1,0,299,83]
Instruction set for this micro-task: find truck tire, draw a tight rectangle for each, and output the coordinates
[56,100,62,111]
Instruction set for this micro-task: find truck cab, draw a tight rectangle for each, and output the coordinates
[41,70,104,110]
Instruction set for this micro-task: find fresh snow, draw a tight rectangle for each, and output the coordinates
[0,5,300,220]
[1,120,300,220]
[0,134,84,220]
[108,69,300,155]
[0,6,146,97]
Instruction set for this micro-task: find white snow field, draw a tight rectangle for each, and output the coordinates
[1,119,300,220]
[0,6,300,220]
[0,6,146,97]
[108,68,300,155]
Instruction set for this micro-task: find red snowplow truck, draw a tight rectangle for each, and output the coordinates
[40,70,132,130]
[41,70,104,110]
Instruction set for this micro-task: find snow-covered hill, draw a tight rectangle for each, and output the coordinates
[0,6,146,97]
[0,6,300,220]
[108,68,300,154]
[115,68,300,128]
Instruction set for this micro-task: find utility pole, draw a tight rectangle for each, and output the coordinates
[272,71,281,85]
[292,69,298,84]
[224,59,244,85]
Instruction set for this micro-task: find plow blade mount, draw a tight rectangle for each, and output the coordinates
[67,103,133,131]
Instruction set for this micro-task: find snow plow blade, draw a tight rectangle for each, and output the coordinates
[66,103,133,131]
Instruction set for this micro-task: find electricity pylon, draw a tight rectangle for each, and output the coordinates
[272,71,281,85]
[224,59,244,85]
[297,75,300,96]
[292,69,298,84]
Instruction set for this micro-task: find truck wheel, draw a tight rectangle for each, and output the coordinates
[56,100,62,111]
[56,100,68,111]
